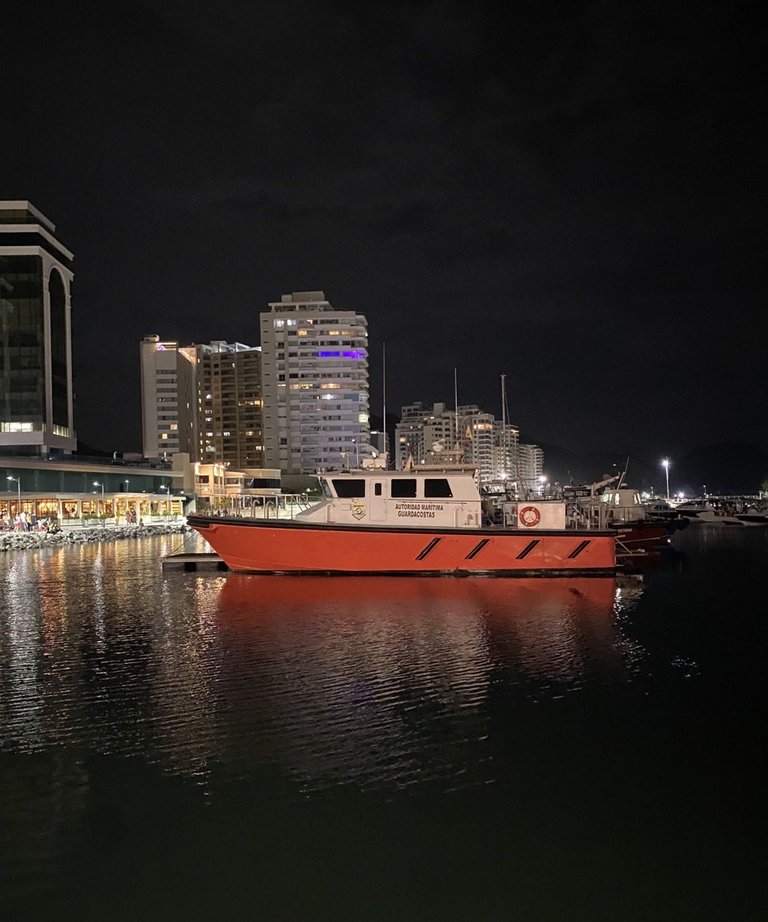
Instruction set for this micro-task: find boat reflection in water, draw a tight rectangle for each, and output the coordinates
[209,574,638,792]
[0,536,645,797]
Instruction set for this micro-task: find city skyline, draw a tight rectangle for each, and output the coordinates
[2,2,764,469]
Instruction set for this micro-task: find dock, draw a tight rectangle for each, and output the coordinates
[161,552,229,572]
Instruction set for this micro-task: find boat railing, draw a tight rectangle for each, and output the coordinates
[199,493,319,520]
[568,500,642,530]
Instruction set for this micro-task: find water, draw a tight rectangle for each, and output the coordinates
[0,527,765,921]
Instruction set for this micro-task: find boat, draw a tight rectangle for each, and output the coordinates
[596,487,688,548]
[563,480,688,551]
[735,506,768,526]
[187,467,616,576]
[674,498,756,525]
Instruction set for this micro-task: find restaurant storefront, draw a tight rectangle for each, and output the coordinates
[0,458,186,527]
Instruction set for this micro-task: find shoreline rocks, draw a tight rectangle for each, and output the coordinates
[0,523,188,552]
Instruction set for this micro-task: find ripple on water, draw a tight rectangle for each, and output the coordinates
[0,541,639,794]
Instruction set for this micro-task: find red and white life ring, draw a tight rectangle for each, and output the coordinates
[519,505,541,527]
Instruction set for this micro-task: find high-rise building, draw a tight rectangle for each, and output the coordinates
[517,443,544,492]
[395,402,455,469]
[462,406,496,484]
[493,421,520,484]
[260,291,371,473]
[194,340,263,468]
[140,335,197,459]
[0,201,76,456]
[395,398,536,490]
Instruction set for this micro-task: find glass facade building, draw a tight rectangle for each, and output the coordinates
[0,202,76,456]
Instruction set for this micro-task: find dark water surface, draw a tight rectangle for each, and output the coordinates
[1,527,765,920]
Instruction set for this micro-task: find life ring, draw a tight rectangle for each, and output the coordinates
[519,505,541,528]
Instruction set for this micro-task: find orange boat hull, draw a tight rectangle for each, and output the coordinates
[188,516,616,576]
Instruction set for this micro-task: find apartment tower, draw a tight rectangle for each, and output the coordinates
[260,291,370,474]
[194,340,263,468]
[139,335,197,459]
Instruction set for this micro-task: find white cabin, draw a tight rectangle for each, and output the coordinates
[297,469,482,528]
[296,468,566,530]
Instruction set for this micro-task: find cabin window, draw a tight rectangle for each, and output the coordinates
[332,479,367,498]
[424,478,452,498]
[391,479,417,498]
[374,483,383,496]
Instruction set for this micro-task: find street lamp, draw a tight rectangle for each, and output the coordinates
[93,481,105,526]
[661,459,670,500]
[160,484,170,521]
[6,475,21,515]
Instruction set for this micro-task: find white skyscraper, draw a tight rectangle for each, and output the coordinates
[260,291,370,474]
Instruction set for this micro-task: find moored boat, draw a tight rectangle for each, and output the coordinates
[673,498,763,526]
[188,467,616,576]
[565,483,688,551]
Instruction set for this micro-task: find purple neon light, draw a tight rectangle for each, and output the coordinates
[317,350,366,358]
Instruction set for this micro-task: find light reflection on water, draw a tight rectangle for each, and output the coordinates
[2,529,766,920]
[0,538,642,794]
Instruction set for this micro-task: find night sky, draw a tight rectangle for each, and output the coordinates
[4,1,765,473]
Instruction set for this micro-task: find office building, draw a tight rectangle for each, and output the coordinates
[0,201,76,456]
[260,291,371,474]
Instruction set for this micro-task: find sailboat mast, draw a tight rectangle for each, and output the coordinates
[500,373,508,482]
[454,367,459,450]
[382,341,387,467]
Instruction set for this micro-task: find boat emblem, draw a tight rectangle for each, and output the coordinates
[519,505,541,527]
[351,501,367,520]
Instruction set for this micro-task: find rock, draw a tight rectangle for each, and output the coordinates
[0,523,188,552]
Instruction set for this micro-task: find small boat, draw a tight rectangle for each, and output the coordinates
[565,483,687,551]
[187,467,616,576]
[735,507,768,526]
[674,499,751,525]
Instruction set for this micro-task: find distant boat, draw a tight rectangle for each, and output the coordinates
[674,498,764,526]
[735,509,768,526]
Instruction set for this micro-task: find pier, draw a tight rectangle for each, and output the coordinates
[161,552,228,572]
